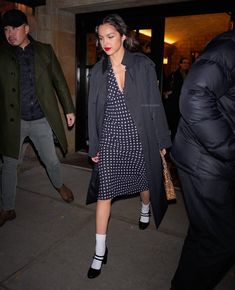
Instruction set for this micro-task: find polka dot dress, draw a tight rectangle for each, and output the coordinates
[98,66,149,199]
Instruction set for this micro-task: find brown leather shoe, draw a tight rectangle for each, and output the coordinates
[0,210,16,227]
[56,184,74,203]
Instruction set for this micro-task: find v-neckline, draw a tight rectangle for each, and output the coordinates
[111,67,125,94]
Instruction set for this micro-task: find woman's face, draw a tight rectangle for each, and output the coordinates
[98,23,126,56]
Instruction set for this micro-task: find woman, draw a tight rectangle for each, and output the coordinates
[87,14,171,279]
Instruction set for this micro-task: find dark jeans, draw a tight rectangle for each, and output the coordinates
[171,169,235,290]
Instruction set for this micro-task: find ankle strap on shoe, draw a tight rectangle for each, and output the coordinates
[140,211,150,217]
[93,254,105,262]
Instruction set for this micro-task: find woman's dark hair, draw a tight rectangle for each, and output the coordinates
[95,14,140,53]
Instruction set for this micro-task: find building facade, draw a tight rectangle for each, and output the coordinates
[1,0,234,153]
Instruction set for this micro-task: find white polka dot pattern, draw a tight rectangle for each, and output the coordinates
[98,66,149,199]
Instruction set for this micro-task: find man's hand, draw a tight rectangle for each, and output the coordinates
[66,113,75,127]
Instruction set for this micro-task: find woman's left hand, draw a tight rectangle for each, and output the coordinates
[160,148,166,156]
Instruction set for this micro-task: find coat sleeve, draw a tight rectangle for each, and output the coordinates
[88,69,99,157]
[49,45,75,114]
[180,58,235,161]
[145,61,172,149]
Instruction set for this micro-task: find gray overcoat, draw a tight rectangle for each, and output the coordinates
[88,50,171,228]
[0,38,75,159]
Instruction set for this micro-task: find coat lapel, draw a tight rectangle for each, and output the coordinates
[122,50,136,103]
[98,66,108,111]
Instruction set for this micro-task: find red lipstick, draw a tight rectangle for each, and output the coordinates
[104,47,111,52]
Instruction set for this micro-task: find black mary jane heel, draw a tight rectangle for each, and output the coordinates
[87,247,108,279]
[138,211,150,230]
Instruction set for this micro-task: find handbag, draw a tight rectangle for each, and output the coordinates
[160,152,176,201]
[86,164,99,204]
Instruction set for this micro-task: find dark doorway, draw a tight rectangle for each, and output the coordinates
[75,1,234,152]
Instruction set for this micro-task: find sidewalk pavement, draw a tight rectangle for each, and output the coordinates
[0,157,234,290]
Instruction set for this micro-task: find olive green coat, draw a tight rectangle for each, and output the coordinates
[0,38,75,158]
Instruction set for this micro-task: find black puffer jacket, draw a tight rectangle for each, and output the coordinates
[171,29,235,179]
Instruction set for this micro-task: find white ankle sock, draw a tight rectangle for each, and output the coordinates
[91,234,106,270]
[140,202,150,223]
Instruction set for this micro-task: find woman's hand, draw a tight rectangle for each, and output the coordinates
[91,154,99,163]
[160,148,166,156]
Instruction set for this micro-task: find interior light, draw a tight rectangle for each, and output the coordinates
[163,57,168,64]
[139,29,152,37]
[164,37,175,44]
[135,29,175,44]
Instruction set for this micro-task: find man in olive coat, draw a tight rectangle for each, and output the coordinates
[0,9,76,226]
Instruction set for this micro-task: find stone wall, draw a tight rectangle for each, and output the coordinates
[34,3,76,154]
